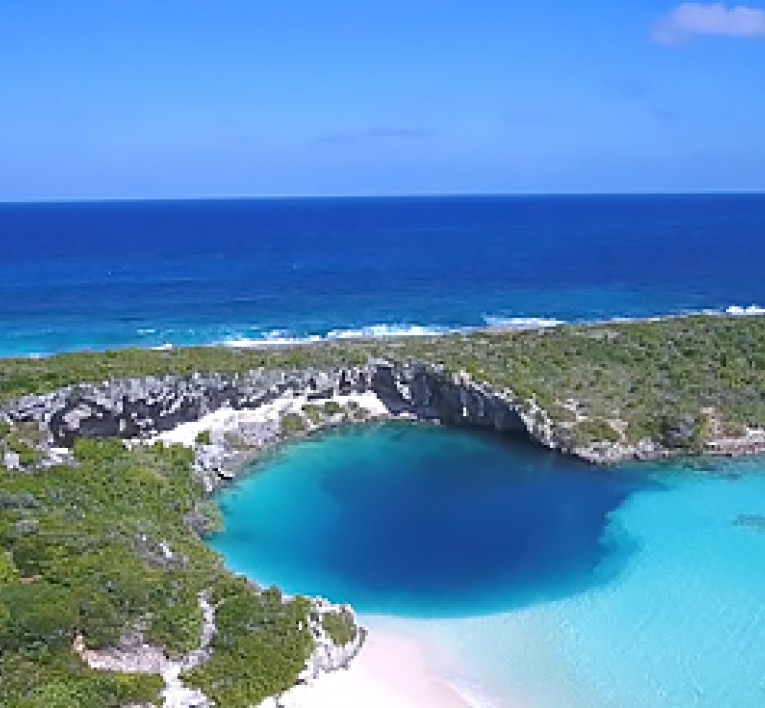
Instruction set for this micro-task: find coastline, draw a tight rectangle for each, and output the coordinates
[3,316,765,706]
[263,622,487,708]
[155,408,518,708]
[215,304,765,352]
[6,315,765,479]
[4,304,764,361]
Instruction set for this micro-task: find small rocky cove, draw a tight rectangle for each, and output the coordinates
[2,361,545,481]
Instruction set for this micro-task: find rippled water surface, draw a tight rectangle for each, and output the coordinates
[2,194,765,356]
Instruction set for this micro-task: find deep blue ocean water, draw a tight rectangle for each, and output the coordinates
[1,194,764,357]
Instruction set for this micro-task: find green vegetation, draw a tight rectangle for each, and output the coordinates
[0,345,368,404]
[0,314,763,703]
[2,316,764,452]
[1,422,44,468]
[185,579,314,706]
[0,653,163,708]
[371,316,765,447]
[280,413,308,436]
[0,439,325,706]
[322,400,343,416]
[302,400,368,427]
[301,403,325,425]
[321,608,358,647]
[572,418,621,446]
[195,429,212,446]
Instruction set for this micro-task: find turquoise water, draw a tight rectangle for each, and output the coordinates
[209,425,765,706]
[418,458,765,707]
[209,424,645,617]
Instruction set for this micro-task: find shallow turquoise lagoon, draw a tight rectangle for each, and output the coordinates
[209,424,765,707]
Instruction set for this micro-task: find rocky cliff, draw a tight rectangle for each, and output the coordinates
[8,359,756,470]
[1,360,556,461]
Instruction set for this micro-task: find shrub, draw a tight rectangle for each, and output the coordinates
[322,401,343,416]
[321,609,358,647]
[572,418,621,445]
[301,404,324,425]
[280,413,307,436]
[195,430,212,446]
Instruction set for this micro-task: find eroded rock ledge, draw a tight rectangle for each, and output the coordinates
[4,360,765,476]
[1,362,537,467]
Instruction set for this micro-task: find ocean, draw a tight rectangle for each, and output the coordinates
[4,194,765,706]
[1,194,764,357]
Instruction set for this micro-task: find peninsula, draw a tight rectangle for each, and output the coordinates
[1,313,764,706]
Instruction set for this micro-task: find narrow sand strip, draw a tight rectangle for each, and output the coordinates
[150,391,390,448]
[265,628,473,708]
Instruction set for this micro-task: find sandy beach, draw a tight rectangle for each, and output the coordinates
[263,624,478,708]
[149,390,391,449]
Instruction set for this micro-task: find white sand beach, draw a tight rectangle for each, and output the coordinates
[148,396,518,708]
[149,391,391,449]
[150,393,490,707]
[262,626,479,708]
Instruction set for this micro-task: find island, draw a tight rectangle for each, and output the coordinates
[1,314,764,706]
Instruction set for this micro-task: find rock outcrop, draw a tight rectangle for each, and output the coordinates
[7,359,761,468]
[2,362,537,457]
[73,590,216,708]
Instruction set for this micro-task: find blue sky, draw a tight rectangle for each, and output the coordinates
[1,1,764,200]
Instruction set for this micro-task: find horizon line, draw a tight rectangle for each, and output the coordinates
[2,188,764,206]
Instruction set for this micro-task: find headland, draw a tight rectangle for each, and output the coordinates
[1,313,764,706]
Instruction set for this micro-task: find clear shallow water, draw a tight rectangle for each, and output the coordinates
[419,458,765,707]
[210,425,765,707]
[1,194,765,357]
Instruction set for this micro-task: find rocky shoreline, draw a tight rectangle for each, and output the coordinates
[3,359,765,480]
[72,585,365,708]
[0,361,765,484]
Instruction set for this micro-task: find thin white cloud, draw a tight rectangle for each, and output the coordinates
[653,3,765,44]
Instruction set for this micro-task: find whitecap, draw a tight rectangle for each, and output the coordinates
[482,315,564,330]
[725,304,765,316]
[326,323,454,339]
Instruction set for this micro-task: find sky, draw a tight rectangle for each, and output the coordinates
[1,1,764,200]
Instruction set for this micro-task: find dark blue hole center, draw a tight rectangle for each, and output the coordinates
[210,423,646,617]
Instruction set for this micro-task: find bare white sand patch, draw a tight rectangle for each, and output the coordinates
[150,391,390,449]
[261,628,477,708]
